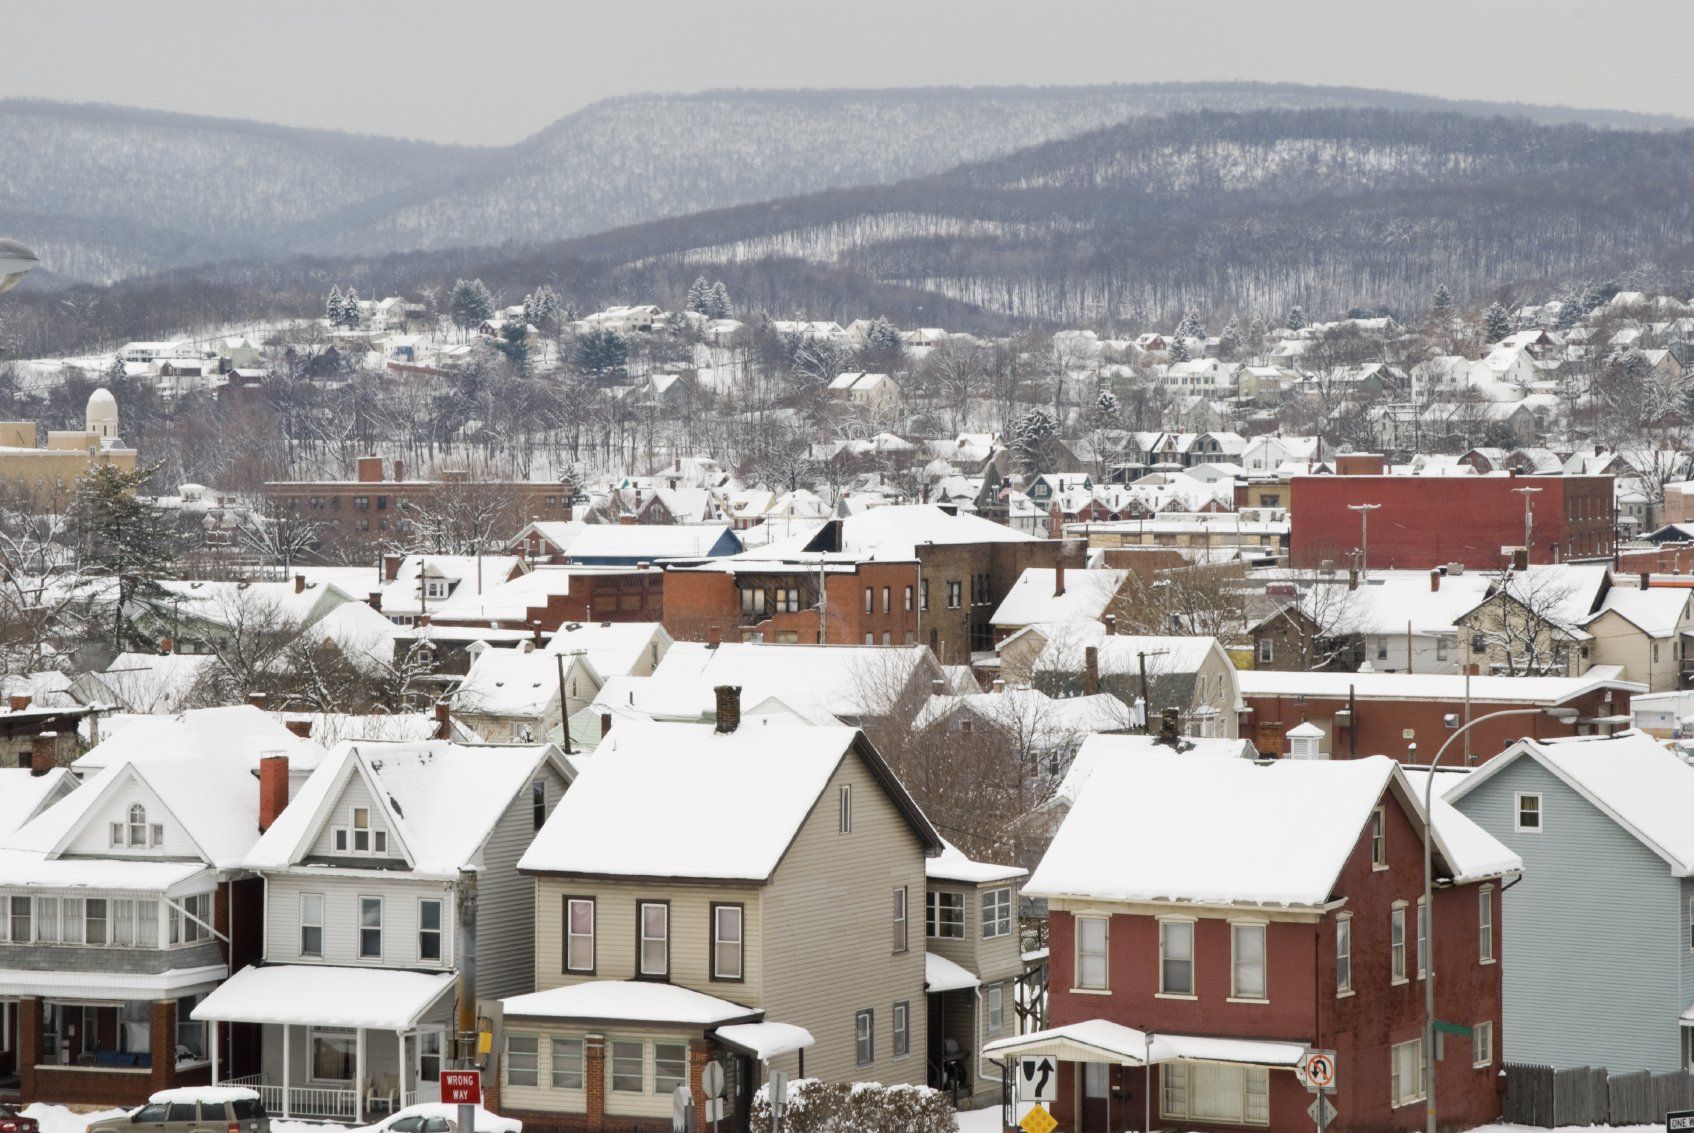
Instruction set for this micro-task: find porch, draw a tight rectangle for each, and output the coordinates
[193,965,457,1124]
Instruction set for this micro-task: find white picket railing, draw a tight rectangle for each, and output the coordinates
[223,1076,375,1121]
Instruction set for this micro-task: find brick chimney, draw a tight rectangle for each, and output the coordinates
[1640,572,1652,590]
[707,625,722,649]
[8,693,30,712]
[367,591,382,611]
[248,691,268,710]
[393,458,405,483]
[433,700,452,740]
[1511,547,1529,571]
[1083,646,1099,696]
[1429,569,1441,593]
[1054,562,1066,597]
[294,574,305,594]
[1155,706,1182,747]
[356,455,383,483]
[284,719,313,738]
[159,638,173,655]
[29,731,56,775]
[258,752,289,832]
[600,713,613,738]
[714,685,742,734]
[383,553,403,582]
[1103,614,1116,636]
[531,621,544,647]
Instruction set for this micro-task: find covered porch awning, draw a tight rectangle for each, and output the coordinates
[711,1022,815,1062]
[192,964,456,1029]
[0,963,225,1000]
[501,980,760,1028]
[984,1020,1307,1069]
[924,953,980,994]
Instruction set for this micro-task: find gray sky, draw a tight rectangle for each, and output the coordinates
[4,0,1687,146]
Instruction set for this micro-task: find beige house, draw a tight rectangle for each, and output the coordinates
[923,844,1028,1108]
[0,389,136,512]
[1453,565,1610,678]
[1578,586,1694,692]
[498,705,943,1133]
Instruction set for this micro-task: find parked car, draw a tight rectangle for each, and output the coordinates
[351,1104,520,1133]
[85,1088,268,1133]
[0,1105,40,1133]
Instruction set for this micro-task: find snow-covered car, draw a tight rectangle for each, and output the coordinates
[351,1104,520,1133]
[84,1088,267,1133]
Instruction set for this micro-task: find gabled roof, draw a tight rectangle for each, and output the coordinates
[1447,730,1694,875]
[519,722,940,882]
[1236,667,1643,704]
[926,840,1026,885]
[1046,732,1257,812]
[454,647,562,717]
[1027,753,1474,907]
[544,620,671,676]
[990,568,1127,628]
[74,704,328,775]
[0,769,75,839]
[729,504,1036,565]
[1585,587,1691,639]
[246,739,567,877]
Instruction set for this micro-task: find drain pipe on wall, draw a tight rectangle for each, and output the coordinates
[974,986,1003,1087]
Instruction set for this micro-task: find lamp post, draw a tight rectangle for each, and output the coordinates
[1348,503,1381,577]
[1513,486,1542,561]
[1418,704,1579,1133]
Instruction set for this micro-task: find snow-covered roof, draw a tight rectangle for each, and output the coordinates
[150,1088,260,1105]
[502,980,758,1025]
[566,524,735,560]
[0,769,72,839]
[712,1022,815,1061]
[192,964,455,1029]
[74,704,328,775]
[990,568,1126,628]
[95,652,220,713]
[925,953,980,993]
[926,840,1026,885]
[544,620,669,677]
[913,689,1137,740]
[1028,754,1452,907]
[0,847,208,892]
[246,739,562,877]
[733,504,1036,565]
[521,723,868,881]
[1029,627,1224,678]
[1447,730,1694,874]
[1047,732,1257,812]
[1587,586,1690,639]
[1236,667,1643,704]
[984,1020,1306,1068]
[454,647,559,718]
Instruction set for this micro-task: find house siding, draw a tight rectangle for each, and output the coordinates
[477,762,570,1002]
[1453,758,1683,1071]
[264,873,456,971]
[307,772,393,861]
[63,777,196,859]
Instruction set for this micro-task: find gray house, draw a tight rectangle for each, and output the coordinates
[1445,731,1694,1072]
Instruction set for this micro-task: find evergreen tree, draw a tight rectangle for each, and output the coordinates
[685,276,712,315]
[1247,316,1268,349]
[1167,336,1190,364]
[105,354,127,384]
[1554,295,1581,329]
[1175,310,1203,340]
[1013,408,1057,474]
[1216,318,1241,361]
[571,328,628,380]
[494,321,531,376]
[1286,305,1307,332]
[524,284,560,332]
[1483,301,1511,343]
[339,287,362,328]
[1430,284,1454,322]
[1093,389,1120,425]
[325,285,344,325]
[449,278,496,333]
[68,463,185,650]
[707,281,733,320]
[858,317,906,371]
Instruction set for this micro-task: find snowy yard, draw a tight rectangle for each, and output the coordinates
[950,1109,1658,1133]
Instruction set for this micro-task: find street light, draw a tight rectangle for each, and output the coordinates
[1348,503,1381,577]
[0,239,38,295]
[1418,704,1579,1133]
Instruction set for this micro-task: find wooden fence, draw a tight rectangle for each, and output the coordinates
[1502,1062,1694,1126]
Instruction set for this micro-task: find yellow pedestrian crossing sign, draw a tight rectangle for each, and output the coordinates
[1019,1103,1057,1133]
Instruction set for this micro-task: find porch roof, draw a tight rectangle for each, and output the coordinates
[983,1020,1307,1069]
[711,1022,815,1061]
[925,953,981,994]
[501,980,759,1027]
[0,962,226,1000]
[192,964,455,1030]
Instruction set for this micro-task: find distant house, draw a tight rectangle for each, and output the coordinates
[1025,627,1241,738]
[827,372,902,412]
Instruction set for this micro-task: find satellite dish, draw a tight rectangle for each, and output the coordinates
[0,239,39,294]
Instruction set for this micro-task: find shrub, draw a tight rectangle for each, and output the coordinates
[749,1077,959,1133]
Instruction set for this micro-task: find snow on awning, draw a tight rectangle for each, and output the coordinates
[984,1020,1307,1069]
[0,964,225,1001]
[193,965,456,1030]
[925,953,980,994]
[712,1022,815,1061]
[502,980,760,1027]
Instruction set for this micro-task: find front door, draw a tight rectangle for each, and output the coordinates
[1080,1062,1111,1133]
[408,1030,443,1103]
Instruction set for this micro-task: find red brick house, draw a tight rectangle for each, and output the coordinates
[988,753,1516,1133]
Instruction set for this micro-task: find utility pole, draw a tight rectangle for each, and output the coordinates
[554,649,585,755]
[1348,503,1381,577]
[1136,649,1167,733]
[1514,486,1542,561]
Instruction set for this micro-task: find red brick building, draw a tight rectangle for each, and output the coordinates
[1238,669,1640,762]
[1289,472,1614,570]
[991,754,1512,1133]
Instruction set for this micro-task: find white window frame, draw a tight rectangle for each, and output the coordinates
[1371,805,1388,869]
[1390,1037,1425,1108]
[982,886,1013,939]
[1390,902,1408,985]
[1416,896,1428,980]
[609,1039,644,1094]
[418,897,443,963]
[1158,917,1196,998]
[300,892,324,957]
[352,807,372,853]
[1336,913,1353,996]
[711,904,743,981]
[637,901,669,978]
[838,784,852,834]
[892,886,908,954]
[504,1034,539,1088]
[1161,1063,1270,1126]
[1515,792,1543,833]
[128,804,148,847]
[854,1009,874,1066]
[565,898,595,973]
[1481,885,1496,963]
[986,982,1005,1032]
[1473,1021,1494,1068]
[653,1041,687,1095]
[926,891,964,940]
[549,1037,584,1090]
[358,895,383,960]
[892,1001,909,1058]
[1076,915,1109,991]
[1230,920,1268,1002]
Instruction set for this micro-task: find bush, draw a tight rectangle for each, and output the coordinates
[749,1077,959,1133]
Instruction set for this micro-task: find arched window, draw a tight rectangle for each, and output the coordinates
[128,804,147,847]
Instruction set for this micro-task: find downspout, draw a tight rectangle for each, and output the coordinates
[974,986,1002,1087]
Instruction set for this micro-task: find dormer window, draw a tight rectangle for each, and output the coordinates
[127,805,150,847]
[424,579,449,600]
[335,807,389,855]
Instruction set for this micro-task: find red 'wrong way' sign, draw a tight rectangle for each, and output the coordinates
[440,1070,481,1105]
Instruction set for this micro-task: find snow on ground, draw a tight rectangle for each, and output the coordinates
[23,1104,389,1133]
[951,1108,1657,1133]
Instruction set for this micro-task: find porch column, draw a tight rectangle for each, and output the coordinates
[584,1034,607,1133]
[211,1020,220,1085]
[396,1030,408,1110]
[687,1039,714,1133]
[355,1027,367,1123]
[281,1023,291,1120]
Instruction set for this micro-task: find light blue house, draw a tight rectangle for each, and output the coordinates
[1445,731,1694,1073]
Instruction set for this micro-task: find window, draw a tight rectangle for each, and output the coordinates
[352,808,373,853]
[882,587,891,613]
[112,897,135,946]
[139,898,158,945]
[1160,919,1195,996]
[982,887,1013,938]
[359,896,383,959]
[300,893,324,957]
[1162,1064,1269,1125]
[1473,1021,1494,1068]
[904,586,913,612]
[892,1001,910,1057]
[109,822,122,846]
[333,828,348,852]
[532,781,547,831]
[419,899,443,962]
[892,887,908,953]
[1391,903,1408,984]
[946,580,962,609]
[151,823,164,846]
[855,1009,874,1066]
[565,898,595,973]
[1390,1038,1425,1107]
[1232,922,1267,1000]
[926,891,963,939]
[864,588,873,614]
[712,904,744,981]
[1257,638,1274,664]
[505,1036,539,1088]
[1077,916,1109,990]
[638,901,669,977]
[986,983,1005,1032]
[419,1031,443,1083]
[550,1037,584,1090]
[610,1041,644,1092]
[171,893,210,945]
[9,895,28,942]
[310,1028,357,1082]
[1371,806,1388,868]
[1477,887,1496,962]
[128,804,148,847]
[653,1041,688,1094]
[1336,914,1353,995]
[1416,897,1428,979]
[1516,792,1543,832]
[920,580,929,611]
[839,784,852,833]
[1437,636,1450,662]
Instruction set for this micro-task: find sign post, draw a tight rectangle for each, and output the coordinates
[1297,1048,1339,1133]
[1668,1109,1694,1132]
[701,1061,726,1133]
[769,1069,787,1133]
[440,1069,480,1133]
